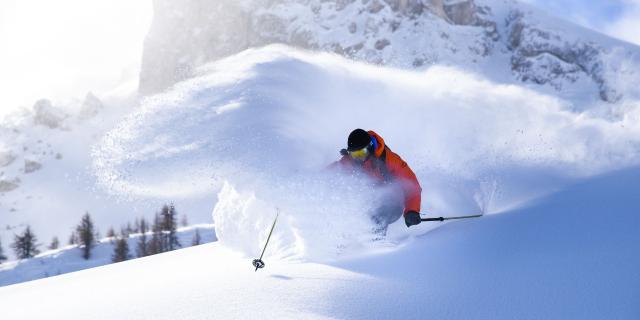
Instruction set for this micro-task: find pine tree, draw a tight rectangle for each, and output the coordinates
[106,227,116,241]
[191,228,201,246]
[68,231,78,245]
[49,237,59,250]
[136,217,149,257]
[76,212,96,260]
[181,214,189,227]
[125,222,133,236]
[112,232,130,263]
[161,204,181,251]
[11,226,40,259]
[0,239,7,263]
[148,213,163,255]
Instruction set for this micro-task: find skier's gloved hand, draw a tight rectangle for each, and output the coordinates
[404,211,421,227]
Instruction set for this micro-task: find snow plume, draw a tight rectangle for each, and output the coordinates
[212,175,387,262]
[92,45,640,260]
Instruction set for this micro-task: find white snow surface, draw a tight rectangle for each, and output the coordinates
[1,45,639,319]
[5,0,640,262]
[92,45,640,264]
[0,168,638,319]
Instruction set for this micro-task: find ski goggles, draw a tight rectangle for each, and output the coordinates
[348,146,369,161]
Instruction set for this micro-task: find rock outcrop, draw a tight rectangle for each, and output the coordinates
[0,151,16,167]
[24,160,42,174]
[33,99,67,129]
[0,178,20,192]
[139,0,488,95]
[78,92,104,120]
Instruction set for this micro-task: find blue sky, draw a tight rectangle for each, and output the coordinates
[524,0,640,45]
[527,0,624,27]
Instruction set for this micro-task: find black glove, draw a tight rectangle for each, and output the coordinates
[404,211,422,227]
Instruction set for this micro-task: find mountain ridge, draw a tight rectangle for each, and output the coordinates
[139,0,640,104]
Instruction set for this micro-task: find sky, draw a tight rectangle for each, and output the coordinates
[0,0,152,117]
[523,0,640,45]
[0,0,639,118]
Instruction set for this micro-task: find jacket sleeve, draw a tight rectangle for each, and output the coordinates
[386,152,422,215]
[327,155,352,170]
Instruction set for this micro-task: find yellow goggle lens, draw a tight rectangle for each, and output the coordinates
[348,146,369,160]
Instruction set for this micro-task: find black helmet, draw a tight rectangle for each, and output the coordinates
[347,129,371,151]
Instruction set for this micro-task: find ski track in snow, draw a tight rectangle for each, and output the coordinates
[91,45,640,263]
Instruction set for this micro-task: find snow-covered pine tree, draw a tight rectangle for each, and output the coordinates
[112,231,130,263]
[161,204,181,251]
[0,239,7,263]
[192,228,201,246]
[125,222,133,236]
[148,213,163,255]
[136,217,149,257]
[106,227,116,242]
[76,212,96,260]
[49,236,59,250]
[68,231,77,245]
[11,226,40,259]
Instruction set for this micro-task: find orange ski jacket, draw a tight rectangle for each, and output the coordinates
[334,130,422,215]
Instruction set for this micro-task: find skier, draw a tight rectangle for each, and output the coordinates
[333,129,422,234]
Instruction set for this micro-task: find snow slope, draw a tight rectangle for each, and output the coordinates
[5,0,640,264]
[93,45,640,262]
[0,224,216,287]
[3,42,640,288]
[1,167,638,319]
[0,94,217,259]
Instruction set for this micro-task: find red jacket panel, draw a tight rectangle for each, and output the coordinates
[334,130,422,215]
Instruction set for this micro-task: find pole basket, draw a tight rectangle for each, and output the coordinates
[253,259,265,270]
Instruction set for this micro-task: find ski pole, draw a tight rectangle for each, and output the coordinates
[252,209,279,272]
[421,214,483,222]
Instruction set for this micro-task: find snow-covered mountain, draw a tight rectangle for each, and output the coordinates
[140,0,640,105]
[0,96,115,245]
[0,88,221,260]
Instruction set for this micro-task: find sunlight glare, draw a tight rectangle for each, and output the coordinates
[0,0,152,116]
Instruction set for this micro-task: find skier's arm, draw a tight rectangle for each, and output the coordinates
[327,153,352,170]
[386,153,422,215]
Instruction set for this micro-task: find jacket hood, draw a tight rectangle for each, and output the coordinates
[368,130,386,158]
